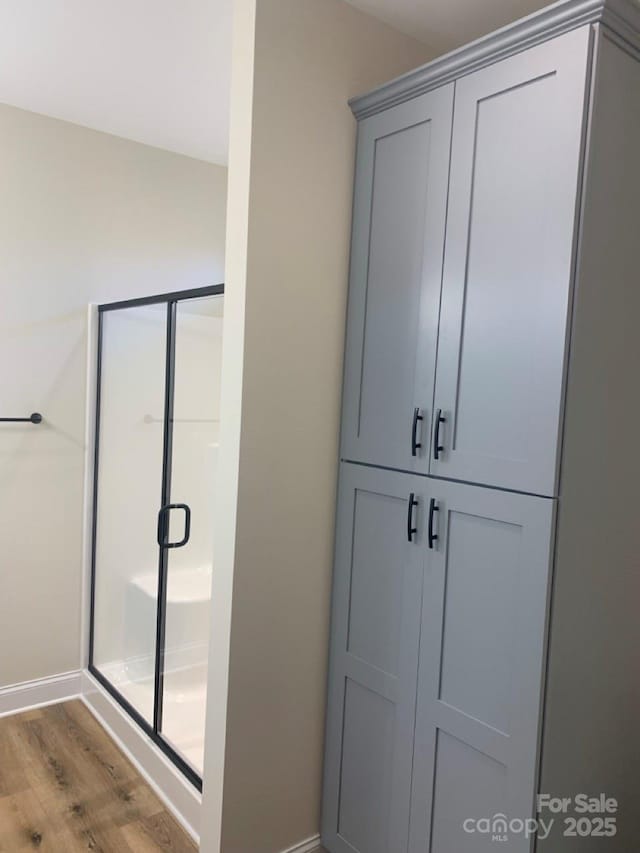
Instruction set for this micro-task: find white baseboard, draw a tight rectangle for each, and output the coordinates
[0,670,82,718]
[81,670,201,844]
[281,835,322,853]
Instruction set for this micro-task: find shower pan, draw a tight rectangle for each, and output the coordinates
[88,285,224,790]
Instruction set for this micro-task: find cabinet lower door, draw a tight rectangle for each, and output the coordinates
[322,464,426,853]
[409,481,555,852]
[340,85,453,474]
[431,26,591,495]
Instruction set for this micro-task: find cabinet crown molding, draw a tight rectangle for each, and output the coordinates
[350,0,640,119]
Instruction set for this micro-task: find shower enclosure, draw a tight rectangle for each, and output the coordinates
[89,285,224,789]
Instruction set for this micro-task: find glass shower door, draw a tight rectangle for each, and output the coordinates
[89,285,223,789]
[158,294,224,776]
[91,302,168,725]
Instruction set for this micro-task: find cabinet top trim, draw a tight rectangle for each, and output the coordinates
[350,0,640,119]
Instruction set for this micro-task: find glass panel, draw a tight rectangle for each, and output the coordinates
[160,294,223,774]
[92,303,167,724]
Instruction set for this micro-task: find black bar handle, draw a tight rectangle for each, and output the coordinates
[0,413,42,424]
[157,503,192,549]
[428,498,439,550]
[407,493,419,543]
[433,409,446,460]
[411,407,424,457]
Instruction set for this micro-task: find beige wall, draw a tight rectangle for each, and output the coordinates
[201,2,432,850]
[0,103,227,689]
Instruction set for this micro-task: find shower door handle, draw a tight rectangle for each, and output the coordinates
[157,503,191,549]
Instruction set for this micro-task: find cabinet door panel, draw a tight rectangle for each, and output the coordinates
[341,86,453,473]
[431,27,592,495]
[322,464,427,853]
[409,481,555,852]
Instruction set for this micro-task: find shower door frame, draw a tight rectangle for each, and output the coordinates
[88,284,224,791]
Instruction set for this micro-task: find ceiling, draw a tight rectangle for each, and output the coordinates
[0,0,232,164]
[0,0,556,165]
[346,0,552,53]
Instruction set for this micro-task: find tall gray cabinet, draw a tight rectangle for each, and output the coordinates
[322,1,640,851]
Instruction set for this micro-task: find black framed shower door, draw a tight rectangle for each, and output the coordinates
[88,284,224,790]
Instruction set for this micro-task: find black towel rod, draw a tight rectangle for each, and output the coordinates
[0,413,43,424]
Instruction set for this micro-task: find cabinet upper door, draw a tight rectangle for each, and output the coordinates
[322,463,427,853]
[431,26,592,496]
[341,85,454,474]
[409,480,555,853]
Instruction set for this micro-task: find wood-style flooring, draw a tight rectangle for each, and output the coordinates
[0,699,196,852]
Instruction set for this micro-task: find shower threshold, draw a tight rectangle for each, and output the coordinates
[99,660,208,776]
